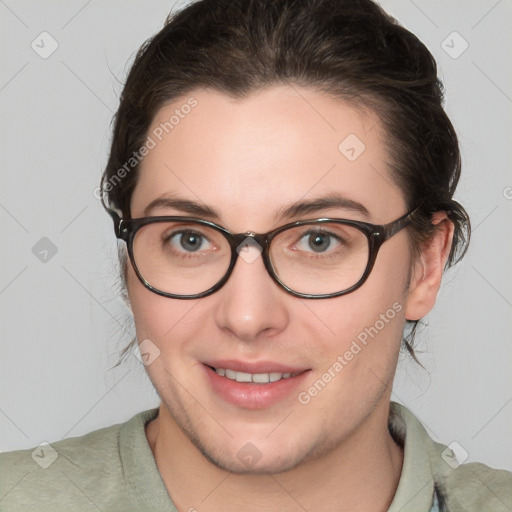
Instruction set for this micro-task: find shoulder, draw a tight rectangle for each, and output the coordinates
[433,448,512,511]
[389,401,512,512]
[0,408,159,512]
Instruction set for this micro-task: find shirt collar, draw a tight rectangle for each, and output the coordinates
[387,401,438,511]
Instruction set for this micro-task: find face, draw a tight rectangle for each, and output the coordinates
[128,85,414,474]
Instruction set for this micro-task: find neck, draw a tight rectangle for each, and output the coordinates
[145,400,403,512]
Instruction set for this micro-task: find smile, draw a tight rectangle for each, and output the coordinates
[203,363,311,409]
[212,367,302,384]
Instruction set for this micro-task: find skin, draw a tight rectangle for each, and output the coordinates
[127,85,454,512]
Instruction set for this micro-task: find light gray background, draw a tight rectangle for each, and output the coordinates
[1,0,511,472]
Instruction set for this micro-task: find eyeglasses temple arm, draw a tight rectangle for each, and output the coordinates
[105,207,124,239]
[380,202,424,240]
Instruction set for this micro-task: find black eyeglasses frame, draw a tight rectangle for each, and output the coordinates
[107,204,422,300]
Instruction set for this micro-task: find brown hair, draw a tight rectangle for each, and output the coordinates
[101,0,471,366]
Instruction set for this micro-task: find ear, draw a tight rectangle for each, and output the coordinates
[405,211,455,321]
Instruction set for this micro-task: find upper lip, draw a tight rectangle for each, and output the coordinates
[203,359,309,374]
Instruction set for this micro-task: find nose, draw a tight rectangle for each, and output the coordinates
[213,241,289,342]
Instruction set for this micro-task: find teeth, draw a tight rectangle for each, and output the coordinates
[235,371,252,383]
[225,369,237,379]
[252,373,270,383]
[214,367,298,384]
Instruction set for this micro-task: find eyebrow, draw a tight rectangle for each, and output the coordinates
[143,193,371,223]
[275,193,370,221]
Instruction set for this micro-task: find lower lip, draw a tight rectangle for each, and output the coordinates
[203,364,310,409]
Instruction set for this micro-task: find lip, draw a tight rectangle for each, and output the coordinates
[203,359,307,374]
[202,361,311,409]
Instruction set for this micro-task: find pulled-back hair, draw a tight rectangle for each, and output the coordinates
[101,0,471,365]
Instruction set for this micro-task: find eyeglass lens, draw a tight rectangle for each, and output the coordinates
[132,220,370,296]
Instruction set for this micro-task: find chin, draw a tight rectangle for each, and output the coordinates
[186,427,322,475]
[158,388,334,475]
[203,446,308,475]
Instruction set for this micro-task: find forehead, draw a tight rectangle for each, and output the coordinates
[131,85,405,229]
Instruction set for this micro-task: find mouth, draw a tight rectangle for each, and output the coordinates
[206,365,303,384]
[202,361,311,409]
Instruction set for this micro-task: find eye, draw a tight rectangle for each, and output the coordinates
[165,229,213,253]
[295,229,344,253]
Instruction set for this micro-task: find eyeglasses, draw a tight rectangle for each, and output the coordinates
[107,205,421,300]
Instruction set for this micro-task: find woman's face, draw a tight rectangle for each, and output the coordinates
[128,85,418,473]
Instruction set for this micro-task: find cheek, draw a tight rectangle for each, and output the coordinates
[300,240,411,375]
[306,260,408,343]
[126,265,195,347]
[302,291,406,370]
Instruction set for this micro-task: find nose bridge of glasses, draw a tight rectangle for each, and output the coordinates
[232,231,268,264]
[224,231,283,297]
